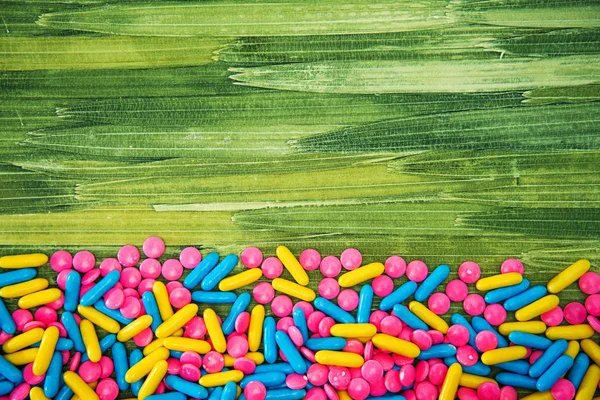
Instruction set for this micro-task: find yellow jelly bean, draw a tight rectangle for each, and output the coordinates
[125,347,170,383]
[315,350,365,368]
[565,340,581,359]
[575,364,600,400]
[476,272,523,292]
[546,325,595,340]
[499,321,547,336]
[481,346,528,365]
[248,305,265,352]
[338,262,385,288]
[515,295,560,322]
[3,348,38,365]
[372,333,420,358]
[138,360,168,400]
[117,315,153,342]
[29,386,49,400]
[76,305,121,334]
[64,371,99,400]
[439,363,462,400]
[0,278,49,298]
[459,373,496,389]
[153,281,174,321]
[199,370,244,387]
[32,326,59,376]
[522,392,554,400]
[218,268,263,292]
[330,324,377,339]
[2,327,44,353]
[155,303,198,339]
[80,319,102,363]
[272,278,316,302]
[338,391,352,400]
[276,245,309,286]
[548,259,591,294]
[203,307,226,353]
[409,301,449,334]
[163,337,211,354]
[581,339,600,366]
[143,339,164,356]
[18,288,61,309]
[0,253,48,269]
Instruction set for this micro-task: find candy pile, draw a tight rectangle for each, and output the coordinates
[0,238,599,400]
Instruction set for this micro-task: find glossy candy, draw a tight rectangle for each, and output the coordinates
[504,286,548,311]
[484,279,530,304]
[415,264,450,302]
[276,246,309,286]
[338,262,384,287]
[380,281,417,311]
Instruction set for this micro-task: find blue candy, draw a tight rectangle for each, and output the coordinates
[165,375,208,399]
[0,298,15,335]
[414,264,450,302]
[496,372,538,389]
[263,316,278,364]
[567,353,590,390]
[0,268,36,288]
[61,312,85,353]
[484,279,530,304]
[241,372,287,388]
[32,338,73,351]
[380,281,417,311]
[472,316,508,348]
[357,284,374,323]
[64,271,81,312]
[94,300,133,325]
[184,252,220,290]
[529,339,568,378]
[55,385,74,400]
[130,348,144,396]
[207,387,223,400]
[536,354,574,392]
[393,304,428,331]
[265,389,307,400]
[314,297,356,323]
[305,337,347,351]
[142,291,162,331]
[255,363,294,375]
[508,331,552,350]
[417,344,456,360]
[0,381,13,396]
[112,342,129,391]
[200,254,238,291]
[222,292,251,335]
[80,270,120,306]
[293,308,309,343]
[222,382,237,400]
[44,352,63,398]
[0,354,22,383]
[147,394,188,400]
[496,360,530,375]
[504,285,547,311]
[275,331,307,374]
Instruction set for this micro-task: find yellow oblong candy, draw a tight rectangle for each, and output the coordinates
[439,363,462,400]
[117,315,153,342]
[581,339,600,366]
[76,305,121,334]
[409,301,449,334]
[18,288,61,309]
[522,392,554,400]
[199,370,244,387]
[575,364,600,400]
[143,339,164,356]
[315,350,365,368]
[0,253,48,269]
[338,262,385,288]
[248,305,265,353]
[565,340,581,359]
[481,346,528,365]
[32,326,59,376]
[0,278,49,298]
[156,303,198,339]
[546,325,594,340]
[138,360,168,400]
[372,333,420,358]
[459,373,496,389]
[203,307,226,352]
[548,259,591,294]
[499,321,547,336]
[2,327,44,353]
[153,281,174,321]
[272,278,316,302]
[29,386,49,400]
[476,272,523,292]
[64,371,99,400]
[3,348,38,365]
[338,391,352,400]
[276,245,309,286]
[125,347,170,383]
[80,319,102,363]
[330,324,377,339]
[218,268,262,292]
[515,295,560,322]
[163,337,211,354]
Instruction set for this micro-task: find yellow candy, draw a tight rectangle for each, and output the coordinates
[163,337,211,354]
[515,295,560,322]
[203,307,226,352]
[155,303,198,339]
[409,301,449,334]
[0,278,49,298]
[546,325,595,340]
[0,253,48,269]
[575,364,600,400]
[481,346,528,365]
[439,363,462,400]
[581,339,600,366]
[32,326,59,376]
[64,371,99,400]
[565,340,581,359]
[153,281,174,321]
[522,392,554,400]
[338,262,385,288]
[199,370,244,387]
[117,315,153,342]
[248,305,265,352]
[29,387,49,400]
[125,347,170,383]
[80,319,102,363]
[3,348,38,365]
[2,327,44,353]
[138,360,168,400]
[18,288,61,309]
[143,339,164,356]
[476,272,523,291]
[459,373,496,389]
[499,321,547,335]
[276,245,309,286]
[330,324,377,339]
[224,352,265,367]
[76,305,121,334]
[272,278,316,302]
[372,334,420,358]
[547,259,591,294]
[314,350,365,368]
[218,268,263,292]
[338,391,352,400]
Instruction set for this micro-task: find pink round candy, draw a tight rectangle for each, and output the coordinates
[300,346,316,363]
[447,324,470,347]
[56,269,71,290]
[120,267,141,288]
[484,304,507,325]
[99,258,121,277]
[361,360,383,383]
[398,326,413,342]
[253,282,274,304]
[318,316,335,337]
[399,364,415,386]
[117,245,140,267]
[165,281,183,295]
[73,250,95,273]
[50,250,72,272]
[406,260,428,282]
[337,289,359,311]
[458,388,479,400]
[369,377,387,397]
[446,280,469,302]
[411,330,432,350]
[120,296,141,319]
[0,331,13,345]
[139,258,161,279]
[499,386,518,400]
[384,369,401,392]
[588,315,600,334]
[415,360,429,382]
[463,294,485,316]
[180,351,202,368]
[475,330,498,352]
[564,302,588,325]
[133,327,153,347]
[299,249,321,271]
[184,316,206,339]
[428,292,450,315]
[306,387,327,400]
[12,309,33,331]
[271,295,293,317]
[393,354,413,367]
[579,271,600,295]
[227,335,249,358]
[372,275,394,297]
[167,358,181,375]
[541,306,564,326]
[340,248,362,271]
[551,379,575,400]
[261,257,283,279]
[80,269,100,286]
[307,311,326,333]
[169,287,192,309]
[348,378,370,400]
[79,360,102,383]
[234,357,256,375]
[428,363,447,386]
[320,256,342,278]
[69,352,81,371]
[585,294,600,316]
[235,312,251,334]
[96,378,119,400]
[23,321,46,331]
[530,350,544,364]
[98,356,114,378]
[179,247,202,269]
[384,256,406,278]
[501,259,524,274]
[364,341,374,361]
[415,381,438,400]
[244,380,267,400]
[202,351,224,373]
[161,259,183,281]
[401,389,416,400]
[288,326,304,346]
[180,363,201,381]
[323,384,338,400]
[308,363,329,386]
[344,339,365,355]
[429,330,444,344]
[138,278,155,295]
[456,345,478,367]
[142,236,165,259]
[373,353,394,371]
[46,292,65,310]
[23,363,44,385]
[240,247,262,269]
[318,278,340,300]
[287,373,308,390]
[294,301,314,317]
[34,306,57,325]
[369,310,389,331]
[458,261,481,284]
[10,383,30,400]
[477,382,501,400]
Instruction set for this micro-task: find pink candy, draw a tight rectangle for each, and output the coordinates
[579,271,600,294]
[179,246,202,269]
[50,250,72,272]
[475,330,498,352]
[117,245,140,267]
[428,292,450,315]
[463,294,485,316]
[234,357,256,374]
[478,382,501,400]
[320,256,342,278]
[253,282,274,304]
[406,260,428,283]
[79,360,102,383]
[458,261,481,283]
[161,259,183,281]
[551,379,575,400]
[318,278,340,300]
[361,360,383,383]
[384,256,406,278]
[428,363,447,386]
[271,295,293,317]
[447,324,470,347]
[139,258,161,279]
[501,259,524,275]
[299,249,321,271]
[411,330,432,350]
[564,302,587,324]
[446,279,468,302]
[120,296,141,318]
[99,258,121,277]
[261,257,283,279]
[340,248,362,271]
[120,267,142,288]
[96,378,119,400]
[241,247,262,269]
[348,378,370,400]
[541,306,564,326]
[484,304,507,326]
[169,287,192,309]
[337,289,359,312]
[585,294,600,316]
[244,381,267,400]
[456,346,478,367]
[142,236,165,258]
[372,275,394,297]
[227,335,249,358]
[73,250,95,273]
[202,351,224,373]
[308,363,329,386]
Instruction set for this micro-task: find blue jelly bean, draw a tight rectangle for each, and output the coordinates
[484,279,530,304]
[417,344,456,360]
[0,268,36,288]
[61,312,85,353]
[44,352,63,398]
[264,316,277,364]
[367,396,407,400]
[32,338,73,351]
[207,387,223,400]
[241,372,287,388]
[265,389,307,400]
[165,375,208,399]
[393,304,428,331]
[82,333,116,362]
[444,357,491,376]
[293,308,309,343]
[55,385,74,400]
[93,300,133,325]
[508,331,552,350]
[0,381,13,396]
[255,363,294,375]
[200,254,238,291]
[0,355,22,383]
[222,292,251,335]
[170,350,184,358]
[314,297,356,323]
[504,286,547,311]
[275,331,307,374]
[130,348,143,396]
[184,252,220,290]
[305,337,347,351]
[496,372,538,389]
[414,264,450,302]
[496,360,530,375]
[0,299,15,335]
[80,270,120,306]
[357,284,374,323]
[147,394,188,400]
[450,314,477,348]
[529,339,568,378]
[222,381,237,400]
[567,353,590,390]
[471,316,508,348]
[63,271,81,312]
[536,354,574,392]
[191,291,237,304]
[142,291,162,331]
[112,342,129,391]
[380,281,417,311]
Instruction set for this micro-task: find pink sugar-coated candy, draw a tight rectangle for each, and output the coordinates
[294,301,314,317]
[384,256,406,278]
[142,236,165,259]
[240,247,263,269]
[308,364,329,386]
[350,367,362,379]
[457,345,479,367]
[585,294,600,316]
[299,249,321,271]
[551,379,575,400]
[81,268,101,285]
[120,267,141,288]
[23,363,44,385]
[253,282,275,305]
[288,326,304,347]
[398,364,415,386]
[320,256,342,278]
[23,321,45,331]
[428,358,444,366]
[319,316,336,337]
[180,351,202,367]
[429,330,445,345]
[324,383,338,400]
[80,282,94,297]
[0,331,13,345]
[103,288,125,310]
[46,292,65,310]
[261,257,283,279]
[180,247,202,269]
[79,360,102,383]
[234,357,256,375]
[484,304,507,326]
[369,310,389,331]
[180,363,201,382]
[318,278,341,300]
[34,306,57,325]
[166,281,183,294]
[373,352,394,371]
[530,350,544,364]
[184,316,206,339]
[244,380,267,400]
[161,259,183,281]
[369,377,387,397]
[138,277,155,295]
[428,362,448,386]
[307,311,326,333]
[169,287,192,309]
[340,248,362,271]
[501,259,524,275]
[338,289,359,312]
[96,378,119,400]
[99,258,122,277]
[120,296,141,319]
[372,275,394,297]
[50,250,73,272]
[428,292,450,315]
[463,294,486,316]
[167,358,181,375]
[98,356,114,379]
[401,389,416,400]
[155,382,166,395]
[411,329,432,350]
[361,360,384,383]
[10,382,30,400]
[458,387,479,400]
[235,311,251,334]
[364,341,375,361]
[56,269,71,290]
[477,382,501,400]
[499,386,518,400]
[300,346,316,363]
[564,302,588,325]
[415,360,429,382]
[458,261,481,284]
[579,271,600,295]
[344,339,365,355]
[415,381,438,400]
[306,387,326,400]
[541,306,564,326]
[475,330,498,352]
[348,378,370,400]
[271,295,293,317]
[446,280,469,302]
[447,324,470,347]
[69,352,82,372]
[384,369,401,393]
[277,316,294,333]
[133,327,154,347]
[588,315,600,334]
[117,245,140,267]
[123,287,140,298]
[139,258,161,279]
[227,334,249,358]
[398,326,413,342]
[203,351,224,373]
[73,250,95,273]
[406,260,428,283]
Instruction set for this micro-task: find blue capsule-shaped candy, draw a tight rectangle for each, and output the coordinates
[508,331,552,350]
[357,284,374,323]
[200,254,238,291]
[484,279,530,304]
[380,281,417,311]
[0,354,22,383]
[536,355,574,392]
[275,331,307,374]
[496,360,530,375]
[263,316,277,364]
[94,300,133,325]
[504,285,547,311]
[265,389,307,400]
[147,393,188,400]
[222,292,251,335]
[64,271,81,312]
[55,385,74,400]
[0,298,16,335]
[393,304,428,331]
[142,291,162,332]
[61,312,85,353]
[314,297,356,323]
[170,350,184,359]
[0,381,13,396]
[496,372,538,389]
[415,264,450,302]
[207,387,223,400]
[191,291,237,304]
[417,344,456,360]
[32,338,73,351]
[529,339,568,378]
[241,372,287,388]
[82,333,116,362]
[184,252,220,290]
[0,268,36,288]
[44,352,63,398]
[80,270,120,306]
[293,308,309,343]
[444,357,491,376]
[450,314,477,348]
[112,342,129,391]
[567,353,590,390]
[255,363,294,375]
[305,337,347,351]
[129,348,144,396]
[165,375,208,399]
[471,316,508,348]
[221,381,237,400]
